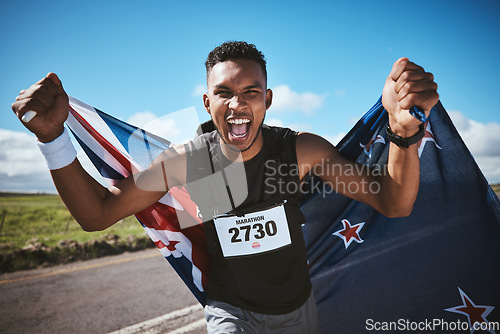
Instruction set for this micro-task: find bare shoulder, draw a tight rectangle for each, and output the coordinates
[296,132,339,161]
[153,143,187,162]
[146,143,188,187]
[296,132,341,179]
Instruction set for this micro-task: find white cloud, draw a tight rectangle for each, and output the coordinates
[449,111,500,157]
[0,129,54,192]
[474,157,500,184]
[269,85,326,115]
[127,111,181,141]
[192,84,206,97]
[0,129,45,177]
[127,110,159,127]
[0,128,109,193]
[265,118,283,127]
[127,106,201,145]
[449,111,500,183]
[265,117,313,132]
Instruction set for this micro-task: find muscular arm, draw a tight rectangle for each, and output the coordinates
[297,57,438,218]
[12,73,186,231]
[297,133,419,218]
[50,146,186,231]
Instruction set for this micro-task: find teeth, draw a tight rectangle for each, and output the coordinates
[232,133,246,138]
[228,119,250,125]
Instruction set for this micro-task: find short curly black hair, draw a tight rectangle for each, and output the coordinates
[205,41,267,81]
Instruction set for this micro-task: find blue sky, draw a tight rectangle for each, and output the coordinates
[1,0,499,192]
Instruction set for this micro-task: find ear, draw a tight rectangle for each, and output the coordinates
[265,89,273,110]
[203,93,211,114]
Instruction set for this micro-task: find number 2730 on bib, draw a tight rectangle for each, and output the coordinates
[213,203,291,258]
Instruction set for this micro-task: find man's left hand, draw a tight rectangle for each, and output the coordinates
[382,57,439,137]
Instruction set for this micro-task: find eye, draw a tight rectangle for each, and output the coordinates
[215,90,232,98]
[245,90,260,96]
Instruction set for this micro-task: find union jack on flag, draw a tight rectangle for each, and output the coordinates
[66,97,210,304]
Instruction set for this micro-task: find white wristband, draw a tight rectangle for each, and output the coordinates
[37,127,77,170]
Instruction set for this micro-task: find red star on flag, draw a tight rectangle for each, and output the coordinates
[154,240,180,252]
[417,121,442,157]
[333,219,365,249]
[360,133,385,158]
[445,287,495,333]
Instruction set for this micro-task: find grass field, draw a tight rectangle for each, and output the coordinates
[492,184,500,197]
[0,193,146,253]
[1,186,500,253]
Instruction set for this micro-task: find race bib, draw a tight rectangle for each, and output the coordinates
[213,203,291,258]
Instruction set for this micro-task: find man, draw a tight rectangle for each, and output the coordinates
[12,41,438,333]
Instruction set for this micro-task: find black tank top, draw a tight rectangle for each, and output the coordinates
[185,124,311,314]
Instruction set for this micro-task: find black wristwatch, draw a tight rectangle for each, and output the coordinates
[386,123,425,148]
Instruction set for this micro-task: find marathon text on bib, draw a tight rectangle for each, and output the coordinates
[213,203,291,258]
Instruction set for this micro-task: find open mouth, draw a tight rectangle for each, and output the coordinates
[227,118,250,139]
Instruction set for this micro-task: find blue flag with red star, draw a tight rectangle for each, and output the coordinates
[301,98,500,333]
[66,96,500,333]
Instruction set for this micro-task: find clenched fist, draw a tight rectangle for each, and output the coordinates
[382,58,439,137]
[11,73,69,143]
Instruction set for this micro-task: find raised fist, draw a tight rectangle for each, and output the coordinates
[12,73,69,143]
[382,57,439,137]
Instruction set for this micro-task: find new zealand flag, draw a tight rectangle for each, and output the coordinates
[66,96,500,333]
[301,98,500,333]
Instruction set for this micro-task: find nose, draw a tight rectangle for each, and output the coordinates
[228,93,246,110]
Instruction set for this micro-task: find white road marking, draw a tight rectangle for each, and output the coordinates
[108,304,204,334]
[167,318,206,334]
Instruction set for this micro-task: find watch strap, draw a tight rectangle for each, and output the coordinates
[386,123,425,148]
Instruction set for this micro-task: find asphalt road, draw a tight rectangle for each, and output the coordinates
[0,249,207,334]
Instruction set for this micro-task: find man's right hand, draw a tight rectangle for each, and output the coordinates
[11,73,69,143]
